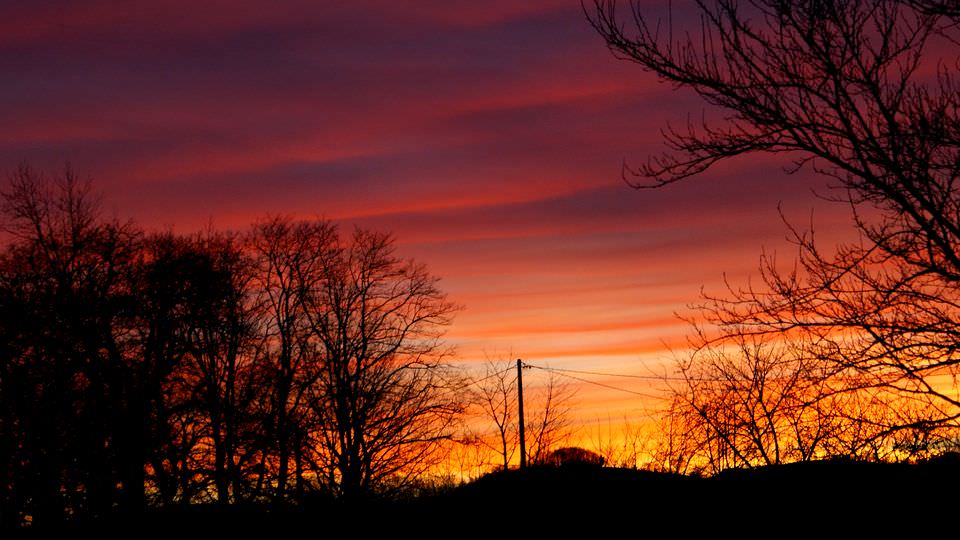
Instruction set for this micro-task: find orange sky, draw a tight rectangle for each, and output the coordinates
[0,1,863,428]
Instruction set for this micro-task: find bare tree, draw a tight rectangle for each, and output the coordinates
[446,434,493,483]
[168,231,261,504]
[248,216,335,503]
[589,415,658,469]
[0,165,143,525]
[302,228,465,499]
[657,329,843,473]
[471,360,519,470]
[648,396,704,475]
[587,0,960,447]
[586,0,960,285]
[651,231,960,471]
[698,231,960,447]
[526,369,576,465]
[138,232,210,507]
[468,360,576,471]
[0,168,473,525]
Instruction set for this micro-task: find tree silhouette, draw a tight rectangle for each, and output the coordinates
[301,228,464,499]
[471,360,519,471]
[469,360,575,471]
[137,231,268,507]
[0,165,142,525]
[526,369,576,465]
[587,0,960,447]
[588,0,960,279]
[539,447,605,467]
[654,326,930,473]
[248,216,335,504]
[138,232,204,506]
[0,168,469,526]
[174,231,261,504]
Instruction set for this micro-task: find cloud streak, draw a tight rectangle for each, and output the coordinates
[0,1,858,416]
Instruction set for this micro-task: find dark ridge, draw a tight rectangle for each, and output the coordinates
[20,459,960,535]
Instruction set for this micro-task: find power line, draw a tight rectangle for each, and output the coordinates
[466,360,842,398]
[458,366,515,390]
[525,363,665,400]
[531,365,688,382]
[528,363,864,385]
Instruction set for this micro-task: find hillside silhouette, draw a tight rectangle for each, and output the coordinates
[63,457,959,535]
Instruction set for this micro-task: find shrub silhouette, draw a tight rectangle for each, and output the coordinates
[538,447,605,467]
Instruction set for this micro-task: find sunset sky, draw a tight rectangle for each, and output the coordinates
[1,1,857,423]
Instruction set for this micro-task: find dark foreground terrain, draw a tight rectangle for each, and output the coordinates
[28,457,960,536]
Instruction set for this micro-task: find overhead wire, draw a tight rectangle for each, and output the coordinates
[462,359,832,400]
[529,365,688,382]
[525,363,665,400]
[528,362,866,385]
[458,365,515,391]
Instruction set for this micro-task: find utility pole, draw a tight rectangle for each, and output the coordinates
[517,358,526,469]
